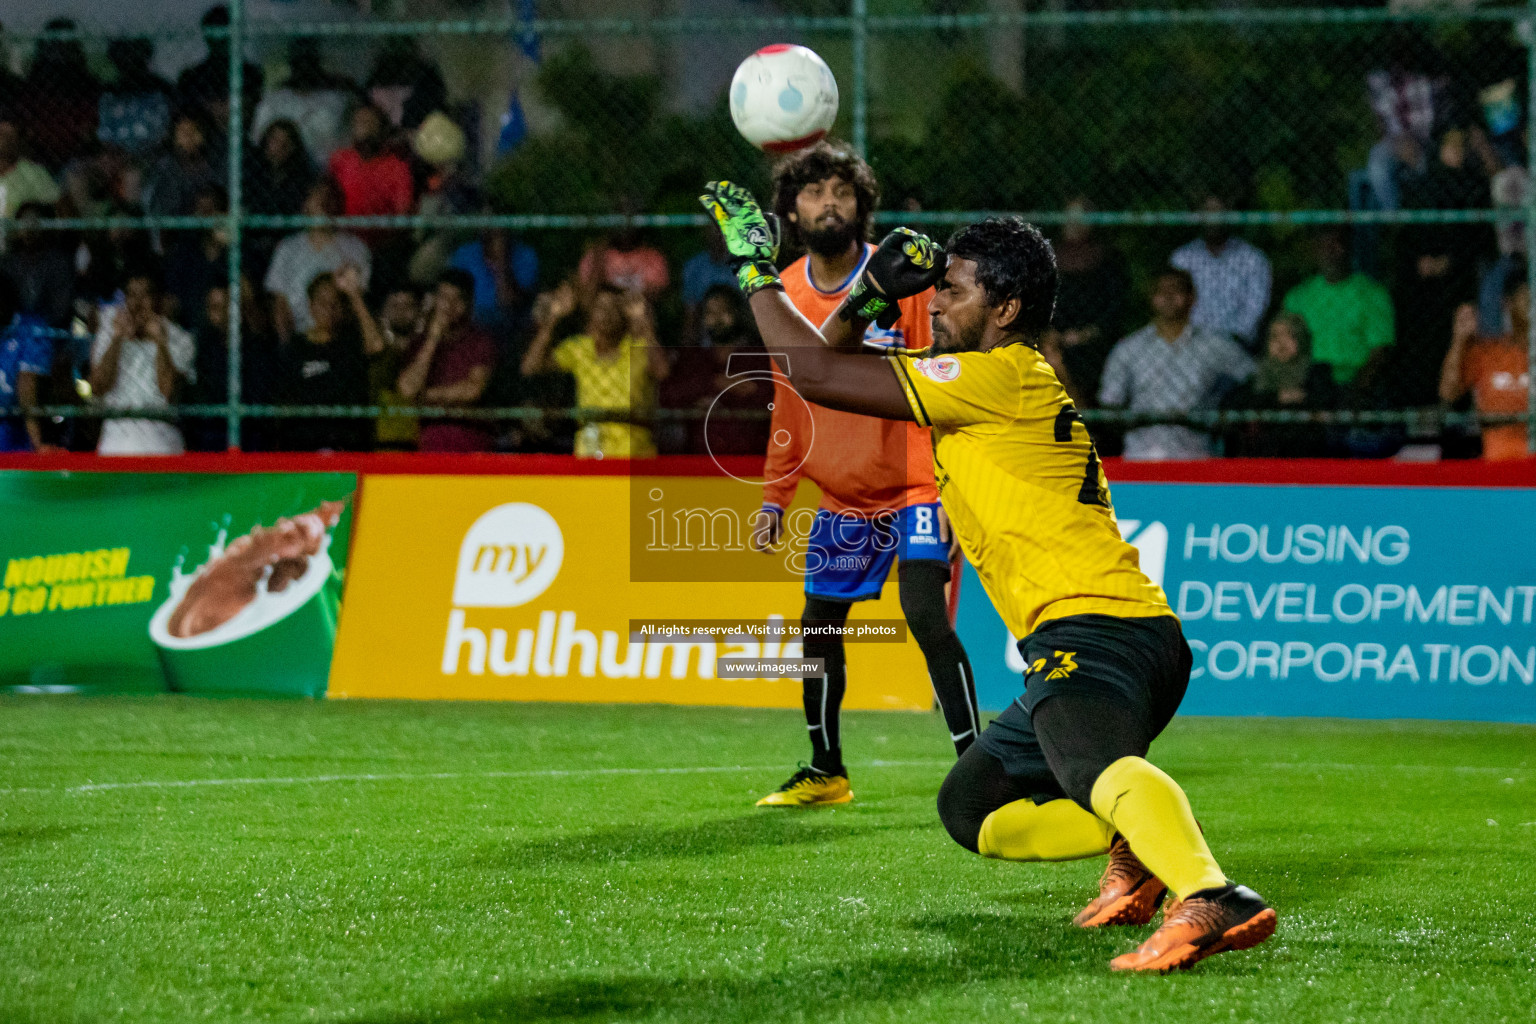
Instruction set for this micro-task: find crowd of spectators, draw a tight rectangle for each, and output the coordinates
[0,6,532,457]
[1048,42,1534,464]
[0,9,1530,461]
[1056,178,1529,461]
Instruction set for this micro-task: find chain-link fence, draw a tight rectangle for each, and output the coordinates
[0,0,1531,459]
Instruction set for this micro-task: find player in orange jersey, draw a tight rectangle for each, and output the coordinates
[750,143,980,808]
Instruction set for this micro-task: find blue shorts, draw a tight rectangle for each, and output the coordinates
[804,502,950,601]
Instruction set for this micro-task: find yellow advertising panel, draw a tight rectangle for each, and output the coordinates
[330,475,935,709]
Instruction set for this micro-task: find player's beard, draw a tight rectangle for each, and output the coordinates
[799,216,860,258]
[931,316,985,355]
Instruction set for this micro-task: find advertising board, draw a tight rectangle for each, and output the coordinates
[329,474,936,709]
[955,483,1536,722]
[0,472,356,696]
[6,460,1529,724]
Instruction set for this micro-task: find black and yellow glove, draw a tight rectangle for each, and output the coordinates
[842,227,947,328]
[699,180,783,297]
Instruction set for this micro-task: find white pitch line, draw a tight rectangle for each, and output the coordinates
[0,759,955,797]
[69,765,780,794]
[0,758,1526,798]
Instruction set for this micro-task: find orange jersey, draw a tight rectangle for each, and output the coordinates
[1461,336,1532,461]
[763,246,940,515]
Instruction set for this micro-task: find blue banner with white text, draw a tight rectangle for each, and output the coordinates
[955,484,1536,722]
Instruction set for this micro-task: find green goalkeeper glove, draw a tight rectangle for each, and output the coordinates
[699,180,783,297]
[842,227,947,329]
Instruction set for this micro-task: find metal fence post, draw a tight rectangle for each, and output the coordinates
[851,0,868,158]
[226,0,246,451]
[1527,0,1536,452]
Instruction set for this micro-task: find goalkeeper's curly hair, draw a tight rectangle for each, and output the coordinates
[771,140,879,250]
[946,217,1059,337]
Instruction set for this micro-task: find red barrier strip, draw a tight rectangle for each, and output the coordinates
[0,452,752,477]
[1103,458,1536,487]
[0,452,1532,486]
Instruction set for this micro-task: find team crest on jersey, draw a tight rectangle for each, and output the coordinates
[914,355,961,382]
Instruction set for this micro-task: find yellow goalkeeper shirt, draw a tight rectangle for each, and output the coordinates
[887,344,1171,637]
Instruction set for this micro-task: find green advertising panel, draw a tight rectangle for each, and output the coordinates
[0,473,356,697]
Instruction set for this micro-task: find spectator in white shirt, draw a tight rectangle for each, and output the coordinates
[264,178,372,343]
[250,39,356,168]
[1099,268,1256,461]
[1170,195,1273,350]
[89,271,196,455]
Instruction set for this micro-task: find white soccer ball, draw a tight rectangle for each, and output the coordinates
[729,44,839,153]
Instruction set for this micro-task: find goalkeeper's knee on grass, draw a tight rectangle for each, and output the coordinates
[937,745,1111,859]
[977,798,1114,861]
[937,775,1111,860]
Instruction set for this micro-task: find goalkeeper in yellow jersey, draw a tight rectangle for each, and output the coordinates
[699,181,1276,973]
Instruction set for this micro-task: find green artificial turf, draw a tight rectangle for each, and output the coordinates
[2,697,1534,1024]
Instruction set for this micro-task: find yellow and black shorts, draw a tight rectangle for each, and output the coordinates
[978,613,1192,793]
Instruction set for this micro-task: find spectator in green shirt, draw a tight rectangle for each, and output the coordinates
[1281,228,1395,385]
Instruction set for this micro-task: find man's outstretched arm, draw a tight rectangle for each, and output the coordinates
[748,289,915,421]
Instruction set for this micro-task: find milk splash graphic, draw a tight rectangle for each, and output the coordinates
[145,502,348,698]
[148,520,338,652]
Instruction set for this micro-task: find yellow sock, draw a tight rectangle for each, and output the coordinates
[1089,755,1226,899]
[977,797,1114,861]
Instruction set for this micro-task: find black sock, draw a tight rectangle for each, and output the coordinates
[802,596,850,775]
[899,559,980,757]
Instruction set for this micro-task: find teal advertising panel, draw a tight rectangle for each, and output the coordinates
[0,473,356,697]
[956,484,1536,723]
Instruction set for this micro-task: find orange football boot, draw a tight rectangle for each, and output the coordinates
[1073,834,1167,927]
[1109,883,1276,972]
